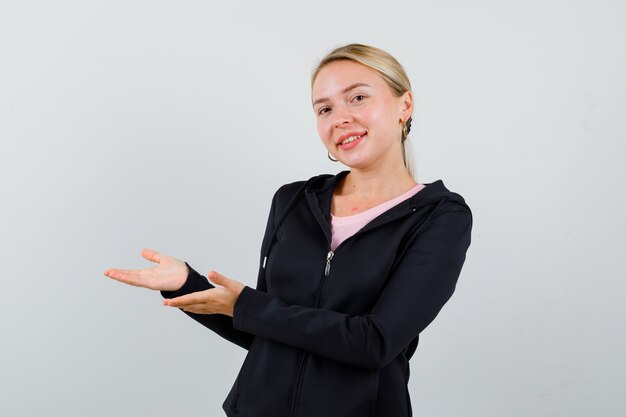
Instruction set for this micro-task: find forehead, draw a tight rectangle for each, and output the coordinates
[312,60,387,99]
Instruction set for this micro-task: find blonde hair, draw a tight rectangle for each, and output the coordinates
[311,44,416,178]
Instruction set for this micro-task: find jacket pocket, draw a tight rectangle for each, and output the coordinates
[228,337,301,416]
[295,355,379,417]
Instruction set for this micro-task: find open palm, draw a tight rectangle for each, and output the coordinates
[104,248,188,292]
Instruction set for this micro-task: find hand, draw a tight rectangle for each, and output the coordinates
[104,248,188,292]
[163,271,245,317]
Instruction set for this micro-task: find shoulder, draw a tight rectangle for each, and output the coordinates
[271,180,308,210]
[273,171,346,205]
[418,179,471,211]
[414,180,473,232]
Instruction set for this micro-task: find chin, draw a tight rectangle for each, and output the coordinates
[339,158,370,171]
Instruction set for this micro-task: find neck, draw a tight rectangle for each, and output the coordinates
[337,162,416,199]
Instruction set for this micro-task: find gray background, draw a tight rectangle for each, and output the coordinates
[1,1,625,416]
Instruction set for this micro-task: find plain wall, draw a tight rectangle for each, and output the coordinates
[1,1,625,416]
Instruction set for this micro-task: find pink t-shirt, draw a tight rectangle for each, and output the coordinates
[330,184,425,251]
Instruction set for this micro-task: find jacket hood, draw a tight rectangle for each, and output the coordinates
[262,171,470,262]
[304,170,469,210]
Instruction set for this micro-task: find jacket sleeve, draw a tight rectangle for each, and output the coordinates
[231,204,472,369]
[159,191,278,350]
[160,264,255,350]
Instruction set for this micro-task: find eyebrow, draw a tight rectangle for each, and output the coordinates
[312,82,371,107]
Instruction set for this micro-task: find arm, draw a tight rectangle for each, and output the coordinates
[158,190,280,349]
[160,264,255,350]
[231,205,472,369]
[104,250,255,349]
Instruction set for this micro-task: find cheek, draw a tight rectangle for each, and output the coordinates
[317,119,332,144]
[365,104,398,136]
[358,103,385,125]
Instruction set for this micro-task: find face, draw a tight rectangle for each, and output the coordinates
[312,60,412,172]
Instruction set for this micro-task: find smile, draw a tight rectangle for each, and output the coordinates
[337,132,367,150]
[341,134,364,145]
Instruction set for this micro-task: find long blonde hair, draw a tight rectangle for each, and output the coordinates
[311,44,416,178]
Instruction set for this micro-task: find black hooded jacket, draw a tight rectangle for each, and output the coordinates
[161,171,473,417]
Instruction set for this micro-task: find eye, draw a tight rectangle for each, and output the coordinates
[318,107,331,116]
[352,94,366,103]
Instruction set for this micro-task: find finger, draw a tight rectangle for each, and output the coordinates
[141,248,162,264]
[208,272,246,297]
[104,268,141,279]
[208,271,229,287]
[164,291,208,307]
[179,304,212,314]
[104,269,147,287]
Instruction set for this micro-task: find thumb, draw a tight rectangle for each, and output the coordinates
[208,271,230,287]
[141,248,162,264]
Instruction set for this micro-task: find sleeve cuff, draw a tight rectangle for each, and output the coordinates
[160,262,213,299]
[232,286,257,331]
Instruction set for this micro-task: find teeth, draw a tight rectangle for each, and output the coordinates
[341,135,362,145]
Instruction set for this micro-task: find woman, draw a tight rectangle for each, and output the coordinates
[105,44,472,417]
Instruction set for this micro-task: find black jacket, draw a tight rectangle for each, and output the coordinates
[162,171,473,417]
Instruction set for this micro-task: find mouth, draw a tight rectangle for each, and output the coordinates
[337,132,367,149]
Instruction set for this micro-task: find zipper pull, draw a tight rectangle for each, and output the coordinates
[324,251,334,276]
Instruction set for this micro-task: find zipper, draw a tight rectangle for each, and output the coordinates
[288,250,334,417]
[324,250,334,276]
[286,191,431,417]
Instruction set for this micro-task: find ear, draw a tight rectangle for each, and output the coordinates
[399,90,414,121]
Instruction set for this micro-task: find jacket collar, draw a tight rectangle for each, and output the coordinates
[298,170,469,248]
[304,170,465,210]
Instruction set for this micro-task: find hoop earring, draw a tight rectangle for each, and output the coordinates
[401,117,413,142]
[328,151,338,162]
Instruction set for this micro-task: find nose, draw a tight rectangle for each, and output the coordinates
[333,105,352,128]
